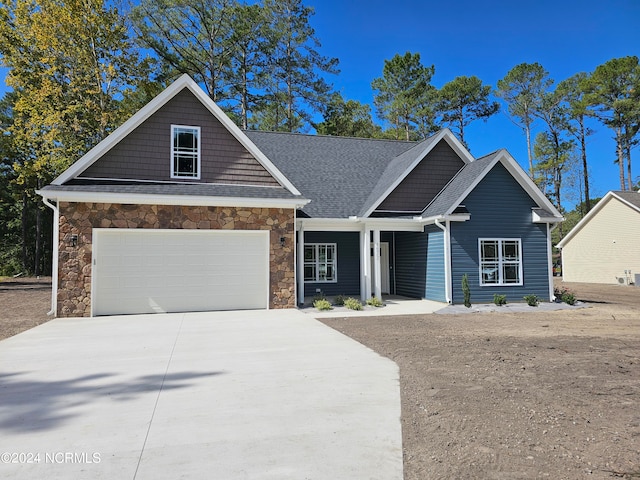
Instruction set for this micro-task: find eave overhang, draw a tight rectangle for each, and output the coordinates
[36,189,310,210]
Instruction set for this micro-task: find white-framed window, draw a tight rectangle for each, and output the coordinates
[479,238,523,286]
[304,243,337,283]
[171,125,201,179]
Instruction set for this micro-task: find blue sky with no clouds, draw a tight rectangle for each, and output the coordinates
[1,0,638,208]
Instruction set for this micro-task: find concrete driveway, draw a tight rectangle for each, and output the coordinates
[0,310,402,479]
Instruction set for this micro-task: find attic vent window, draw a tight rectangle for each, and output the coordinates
[171,125,200,179]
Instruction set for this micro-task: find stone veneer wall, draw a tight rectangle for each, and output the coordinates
[57,202,295,317]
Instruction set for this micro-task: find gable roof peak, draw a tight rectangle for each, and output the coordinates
[51,74,302,196]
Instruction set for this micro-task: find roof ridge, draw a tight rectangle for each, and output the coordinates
[244,128,422,145]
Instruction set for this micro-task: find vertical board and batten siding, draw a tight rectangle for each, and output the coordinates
[561,196,640,284]
[425,226,447,302]
[80,89,279,186]
[376,140,465,213]
[394,232,427,298]
[450,163,550,304]
[302,231,360,297]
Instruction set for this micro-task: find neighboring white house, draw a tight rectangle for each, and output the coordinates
[557,191,640,285]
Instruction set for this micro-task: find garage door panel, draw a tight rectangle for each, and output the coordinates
[92,229,269,316]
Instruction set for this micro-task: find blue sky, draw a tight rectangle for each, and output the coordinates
[304,0,640,207]
[1,0,638,209]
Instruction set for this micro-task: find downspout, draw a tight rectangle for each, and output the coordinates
[434,218,452,304]
[41,196,58,316]
[548,223,559,302]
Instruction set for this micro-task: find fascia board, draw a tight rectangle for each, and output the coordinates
[556,192,615,248]
[53,74,302,196]
[362,129,474,218]
[36,189,309,210]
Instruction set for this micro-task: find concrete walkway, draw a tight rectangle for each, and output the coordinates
[0,310,402,480]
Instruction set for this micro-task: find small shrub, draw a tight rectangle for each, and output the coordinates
[313,292,325,303]
[554,286,576,305]
[334,294,346,306]
[493,294,507,306]
[561,290,576,305]
[523,294,539,307]
[344,297,363,311]
[313,299,332,311]
[462,274,471,308]
[366,296,384,307]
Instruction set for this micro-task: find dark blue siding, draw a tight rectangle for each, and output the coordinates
[301,231,360,297]
[425,226,446,302]
[450,163,550,304]
[395,232,427,298]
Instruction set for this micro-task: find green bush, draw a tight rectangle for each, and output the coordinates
[554,286,576,305]
[493,294,507,306]
[561,291,576,305]
[366,296,384,307]
[313,299,333,311]
[313,292,325,303]
[462,274,471,308]
[523,294,539,307]
[334,294,346,306]
[344,297,363,311]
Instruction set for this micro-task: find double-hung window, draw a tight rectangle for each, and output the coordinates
[479,239,522,286]
[304,244,337,282]
[171,125,200,179]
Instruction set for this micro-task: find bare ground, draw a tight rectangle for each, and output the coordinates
[320,281,640,479]
[0,276,52,341]
[1,278,639,478]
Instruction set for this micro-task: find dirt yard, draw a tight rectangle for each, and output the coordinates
[1,278,639,478]
[322,281,640,479]
[0,276,52,341]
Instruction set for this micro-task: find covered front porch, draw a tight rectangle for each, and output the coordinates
[295,217,453,307]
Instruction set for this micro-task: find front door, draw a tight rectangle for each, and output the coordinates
[371,242,390,295]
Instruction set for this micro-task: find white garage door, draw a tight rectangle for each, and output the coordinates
[92,229,269,316]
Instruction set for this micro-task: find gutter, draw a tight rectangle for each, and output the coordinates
[40,195,58,317]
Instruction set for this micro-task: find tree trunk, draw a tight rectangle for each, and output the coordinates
[626,144,633,191]
[525,119,534,178]
[35,201,41,276]
[21,190,28,273]
[616,127,626,190]
[579,120,591,213]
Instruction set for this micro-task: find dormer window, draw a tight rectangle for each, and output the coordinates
[171,125,200,179]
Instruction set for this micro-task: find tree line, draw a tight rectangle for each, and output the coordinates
[0,0,639,276]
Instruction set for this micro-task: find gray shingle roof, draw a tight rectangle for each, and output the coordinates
[613,190,640,209]
[245,131,418,218]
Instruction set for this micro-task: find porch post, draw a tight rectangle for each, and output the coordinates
[363,227,372,300]
[297,224,305,306]
[373,229,382,299]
